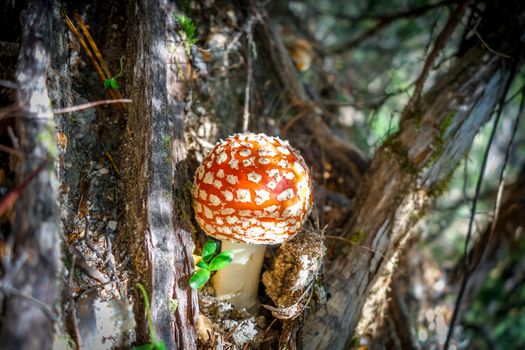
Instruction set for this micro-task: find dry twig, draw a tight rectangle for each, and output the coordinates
[328,0,457,54]
[407,0,470,112]
[53,99,132,114]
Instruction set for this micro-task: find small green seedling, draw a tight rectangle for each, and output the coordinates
[104,56,125,90]
[134,283,166,350]
[189,240,233,289]
[174,15,197,45]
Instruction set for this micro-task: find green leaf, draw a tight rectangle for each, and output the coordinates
[201,240,217,262]
[153,341,167,350]
[189,268,210,289]
[104,78,119,90]
[110,78,119,89]
[133,344,155,350]
[208,250,233,271]
[136,283,158,344]
[196,260,208,269]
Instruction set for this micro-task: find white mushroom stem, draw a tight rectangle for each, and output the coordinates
[212,240,266,310]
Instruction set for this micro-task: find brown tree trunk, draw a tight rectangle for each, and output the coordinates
[121,1,198,348]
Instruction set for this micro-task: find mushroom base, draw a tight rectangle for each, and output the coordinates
[212,241,266,311]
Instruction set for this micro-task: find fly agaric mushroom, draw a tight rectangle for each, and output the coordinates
[192,133,313,309]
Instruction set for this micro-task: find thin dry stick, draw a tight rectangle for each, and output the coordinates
[281,105,312,135]
[68,255,81,350]
[104,149,121,178]
[63,13,106,81]
[328,0,456,54]
[76,278,128,301]
[75,13,112,78]
[242,16,254,132]
[489,88,524,238]
[53,99,132,114]
[408,0,470,111]
[63,12,126,111]
[444,64,517,350]
[74,15,126,109]
[0,284,57,322]
[0,160,48,217]
[0,80,18,89]
[0,144,26,158]
[469,18,512,59]
[0,105,21,122]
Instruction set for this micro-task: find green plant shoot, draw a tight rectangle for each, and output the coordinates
[104,56,125,90]
[174,15,197,45]
[201,240,217,263]
[189,240,233,289]
[133,283,166,350]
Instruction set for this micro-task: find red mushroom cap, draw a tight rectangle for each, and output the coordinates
[192,133,313,244]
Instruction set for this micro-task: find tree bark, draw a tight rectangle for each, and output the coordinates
[122,1,198,348]
[0,1,62,348]
[303,45,513,349]
[366,239,421,350]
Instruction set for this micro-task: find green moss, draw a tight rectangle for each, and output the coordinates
[174,14,197,56]
[351,230,366,244]
[174,15,197,45]
[38,127,57,159]
[442,111,454,134]
[412,108,423,131]
[169,298,178,313]
[427,110,455,166]
[428,174,454,197]
[162,134,171,150]
[350,336,361,348]
[162,134,172,165]
[382,135,419,177]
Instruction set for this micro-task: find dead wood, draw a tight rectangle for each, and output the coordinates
[0,1,62,348]
[262,227,325,349]
[121,0,198,348]
[303,44,519,350]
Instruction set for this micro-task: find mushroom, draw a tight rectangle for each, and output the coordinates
[192,133,313,310]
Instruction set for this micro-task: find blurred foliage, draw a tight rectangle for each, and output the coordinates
[465,238,525,349]
[284,0,462,153]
